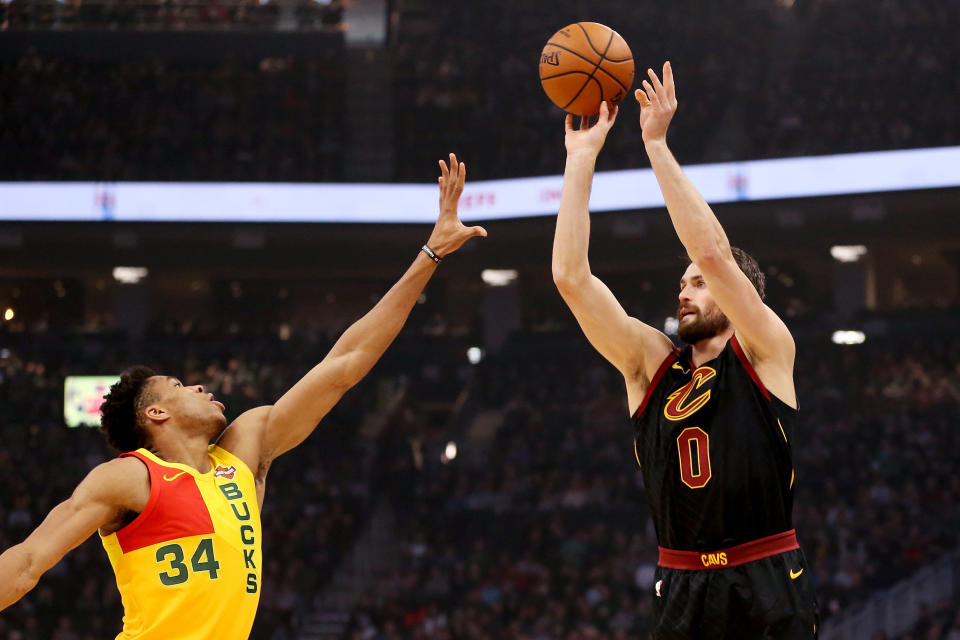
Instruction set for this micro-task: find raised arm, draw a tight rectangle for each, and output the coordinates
[552,103,674,413]
[222,154,486,466]
[636,63,795,400]
[0,457,146,612]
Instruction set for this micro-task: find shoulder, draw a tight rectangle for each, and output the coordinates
[622,316,675,381]
[215,405,273,476]
[78,456,150,514]
[730,332,798,409]
[732,305,796,365]
[627,344,683,418]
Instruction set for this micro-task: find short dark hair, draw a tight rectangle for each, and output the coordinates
[685,247,766,300]
[100,365,158,452]
[731,247,766,300]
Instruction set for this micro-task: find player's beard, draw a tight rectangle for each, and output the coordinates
[677,305,730,344]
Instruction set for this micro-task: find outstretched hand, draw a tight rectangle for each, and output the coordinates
[564,101,619,158]
[635,61,677,144]
[426,153,487,257]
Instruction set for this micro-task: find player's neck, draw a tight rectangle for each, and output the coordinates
[689,327,735,368]
[151,430,213,473]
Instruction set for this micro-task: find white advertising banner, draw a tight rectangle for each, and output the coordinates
[1,146,958,223]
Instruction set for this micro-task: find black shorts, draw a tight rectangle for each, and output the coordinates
[651,548,819,640]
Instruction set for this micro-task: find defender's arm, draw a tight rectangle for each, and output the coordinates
[222,155,486,465]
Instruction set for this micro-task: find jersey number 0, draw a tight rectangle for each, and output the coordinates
[677,427,712,489]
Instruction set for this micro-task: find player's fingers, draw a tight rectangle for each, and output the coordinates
[609,103,619,123]
[599,100,609,120]
[648,68,665,99]
[565,113,574,133]
[458,162,466,188]
[663,60,675,99]
[635,88,651,107]
[642,80,659,107]
[449,153,459,178]
[439,159,449,179]
[579,115,588,130]
[469,225,488,238]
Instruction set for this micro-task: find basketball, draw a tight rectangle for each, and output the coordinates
[539,22,635,117]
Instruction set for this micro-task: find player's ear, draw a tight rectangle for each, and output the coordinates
[145,404,170,424]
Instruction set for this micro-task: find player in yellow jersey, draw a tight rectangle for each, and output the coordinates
[0,155,485,639]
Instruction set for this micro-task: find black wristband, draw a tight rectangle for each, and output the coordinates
[421,244,442,264]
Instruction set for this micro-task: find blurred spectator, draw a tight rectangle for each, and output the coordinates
[1,0,344,31]
[0,51,346,181]
[2,0,957,182]
[0,325,376,639]
[347,329,960,638]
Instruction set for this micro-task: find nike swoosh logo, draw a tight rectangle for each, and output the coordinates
[163,472,187,482]
[790,568,804,580]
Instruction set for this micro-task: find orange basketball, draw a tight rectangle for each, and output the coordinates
[539,22,635,117]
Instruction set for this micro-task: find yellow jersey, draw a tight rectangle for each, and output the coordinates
[100,445,262,640]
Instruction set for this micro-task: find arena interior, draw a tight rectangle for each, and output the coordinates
[1,1,959,639]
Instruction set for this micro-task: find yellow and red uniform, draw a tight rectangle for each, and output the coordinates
[100,446,262,639]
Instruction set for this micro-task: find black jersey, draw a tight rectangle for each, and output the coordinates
[632,335,797,551]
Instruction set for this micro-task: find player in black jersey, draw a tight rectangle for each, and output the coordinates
[552,62,818,639]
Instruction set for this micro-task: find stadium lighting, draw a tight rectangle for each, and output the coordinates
[443,441,458,462]
[664,317,679,335]
[112,266,148,284]
[467,347,484,364]
[481,269,518,287]
[830,245,867,263]
[832,330,866,345]
[3,308,13,321]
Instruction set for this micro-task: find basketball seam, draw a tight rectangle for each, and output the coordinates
[572,30,615,108]
[556,29,630,111]
[557,31,611,110]
[540,70,594,81]
[544,42,603,69]
[580,23,633,91]
[572,23,633,75]
[544,40,633,70]
[594,30,631,94]
[575,22,608,58]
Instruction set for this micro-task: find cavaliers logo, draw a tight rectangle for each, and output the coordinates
[214,465,236,479]
[664,367,716,422]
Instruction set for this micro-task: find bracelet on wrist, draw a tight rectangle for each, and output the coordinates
[421,244,442,264]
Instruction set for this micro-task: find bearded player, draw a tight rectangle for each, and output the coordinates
[0,155,485,639]
[552,64,818,639]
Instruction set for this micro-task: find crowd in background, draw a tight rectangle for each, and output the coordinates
[1,0,346,31]
[0,305,959,638]
[346,329,960,639]
[0,327,379,640]
[890,597,960,640]
[2,0,958,182]
[393,0,960,181]
[0,51,345,181]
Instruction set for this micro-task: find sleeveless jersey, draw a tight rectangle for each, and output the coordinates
[100,445,262,640]
[632,335,796,551]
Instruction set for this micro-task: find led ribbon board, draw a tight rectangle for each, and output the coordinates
[2,146,959,223]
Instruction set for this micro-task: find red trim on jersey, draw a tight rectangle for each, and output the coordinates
[730,335,771,402]
[658,529,799,570]
[115,451,215,554]
[634,349,681,419]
